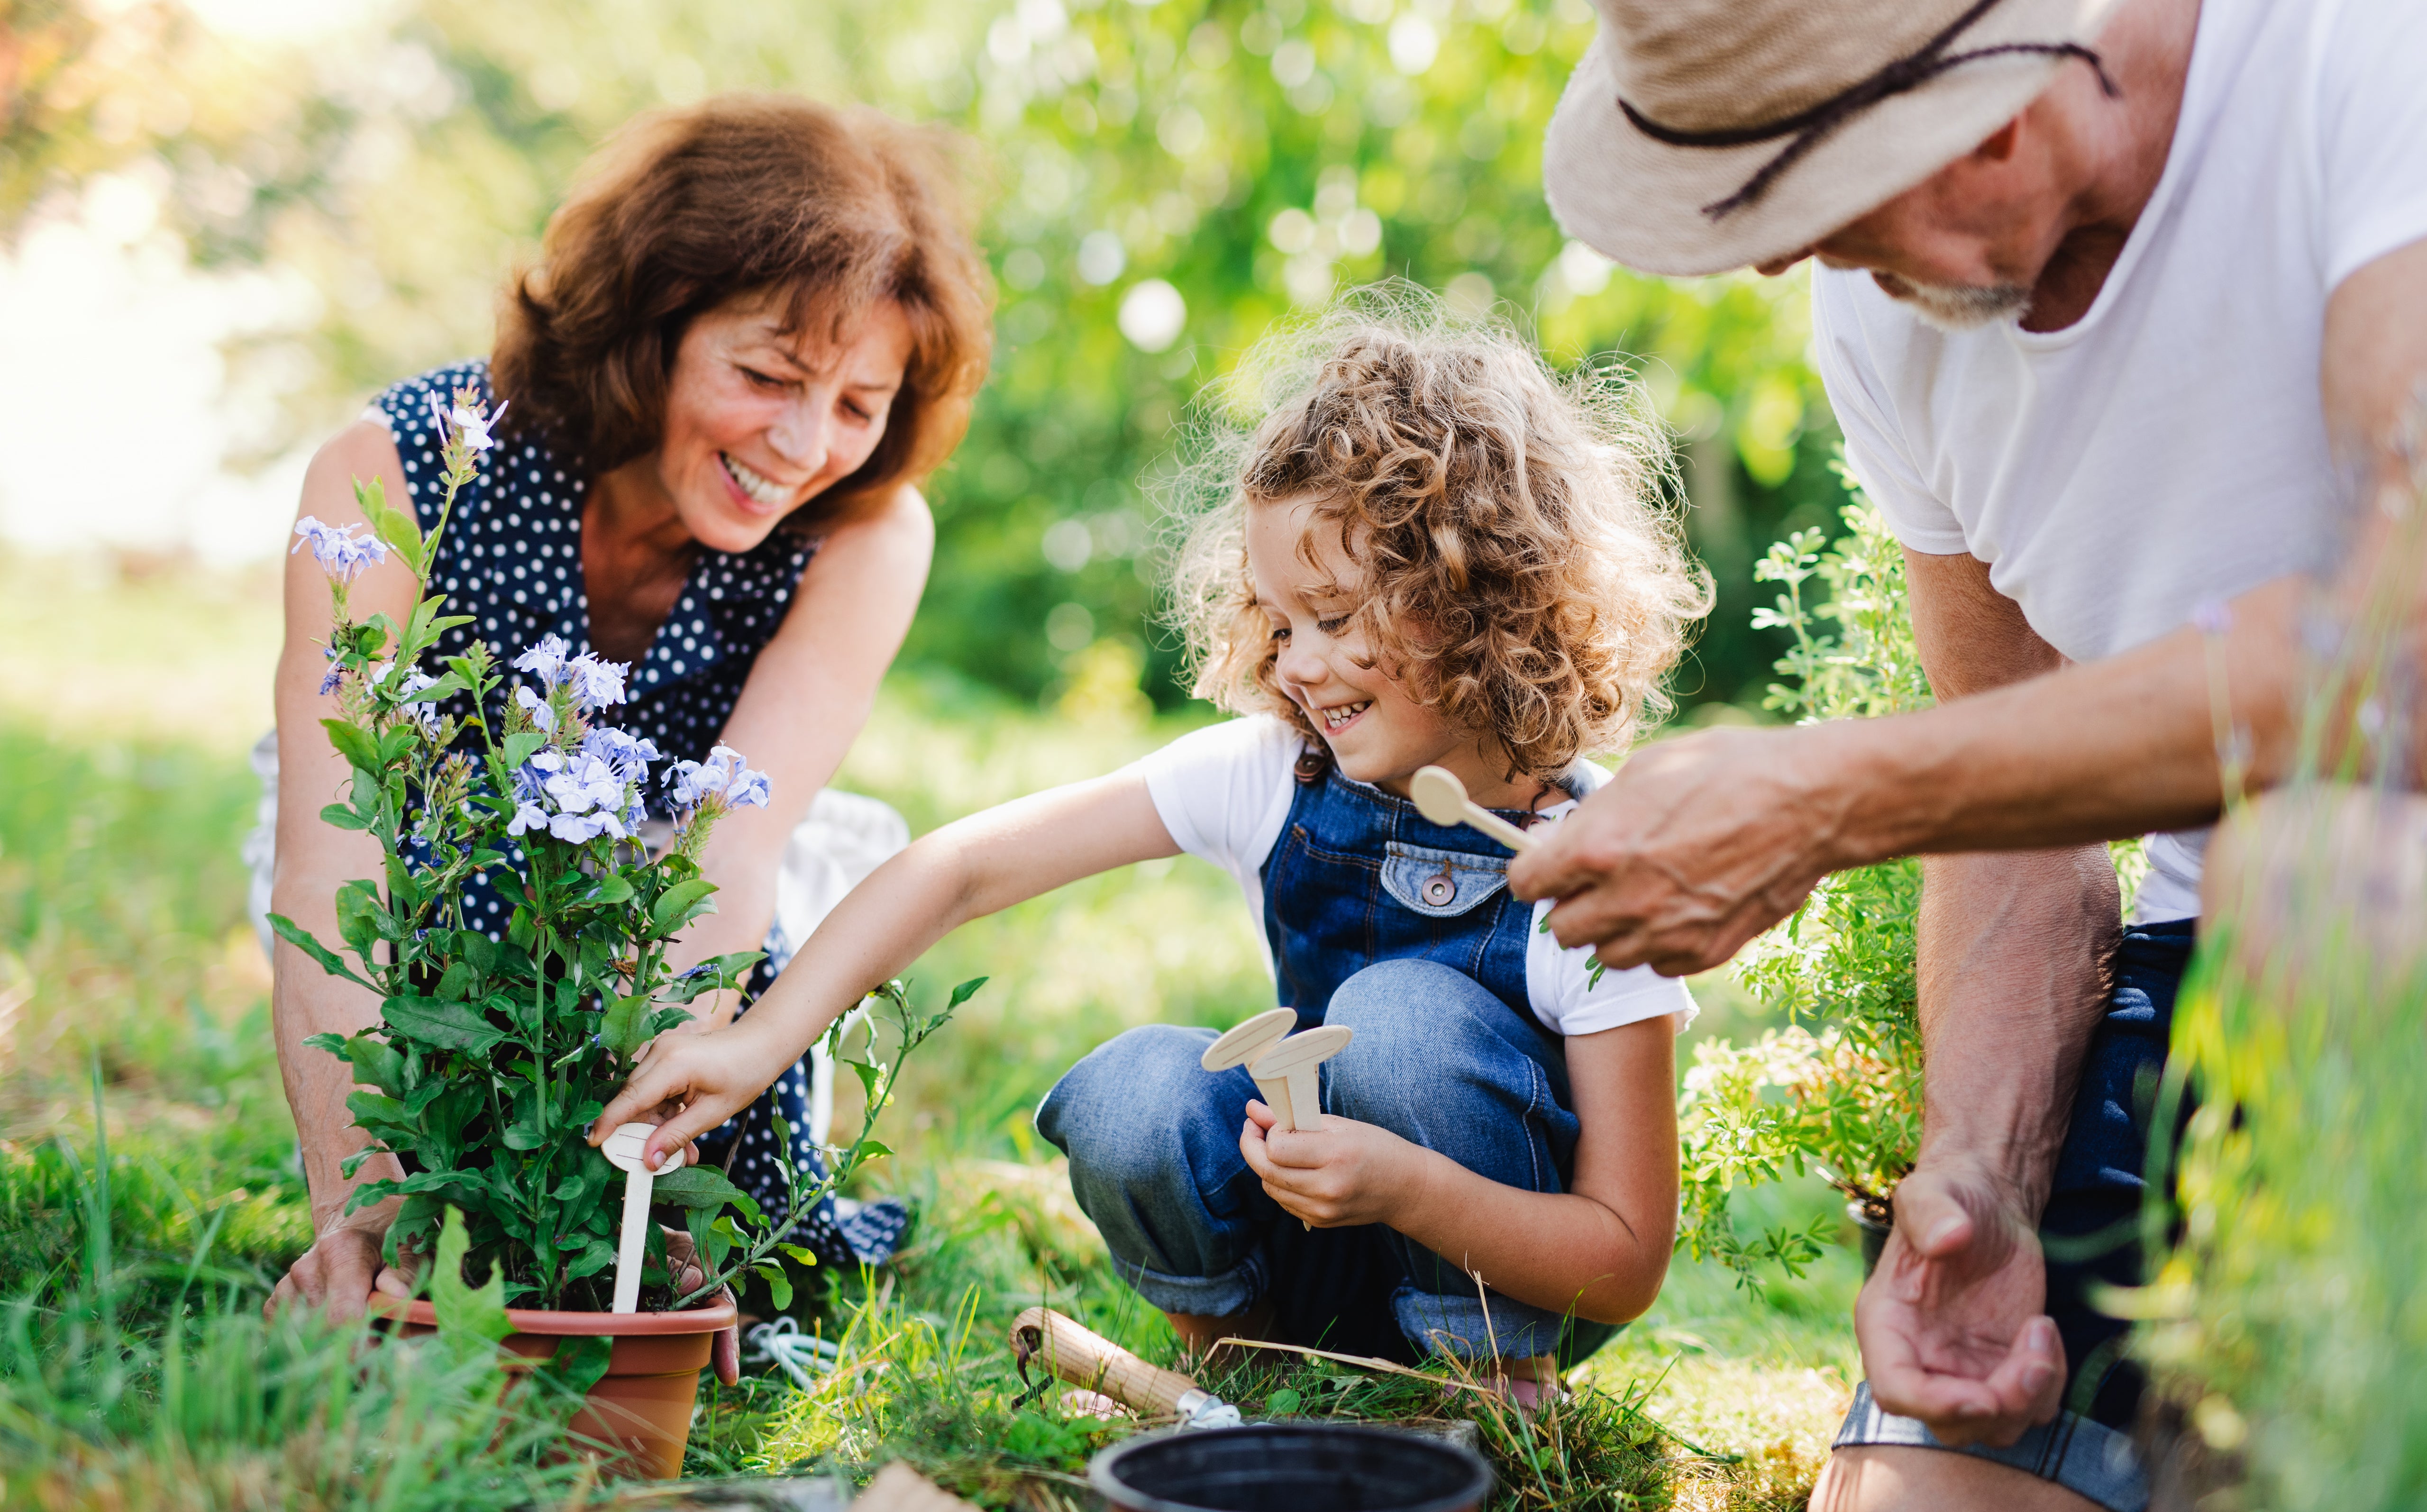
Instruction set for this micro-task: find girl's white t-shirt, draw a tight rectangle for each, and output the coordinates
[1811,0,2427,922]
[1125,715,1697,1038]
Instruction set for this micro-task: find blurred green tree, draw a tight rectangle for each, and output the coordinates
[8,0,1845,716]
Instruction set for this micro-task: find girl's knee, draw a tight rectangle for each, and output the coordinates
[1323,959,1504,1086]
[1038,1024,1241,1184]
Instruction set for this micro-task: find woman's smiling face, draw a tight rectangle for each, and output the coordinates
[1247,494,1479,796]
[650,294,915,554]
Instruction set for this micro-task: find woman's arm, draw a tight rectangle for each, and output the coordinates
[265,419,425,1319]
[593,769,1183,1168]
[666,486,935,1026]
[1241,1015,1680,1326]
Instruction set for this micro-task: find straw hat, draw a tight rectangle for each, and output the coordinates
[1544,0,2125,277]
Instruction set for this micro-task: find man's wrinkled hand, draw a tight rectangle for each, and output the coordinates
[1853,1161,2065,1448]
[1506,726,1843,977]
[266,1221,415,1322]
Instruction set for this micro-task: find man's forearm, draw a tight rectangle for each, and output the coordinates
[1910,848,2120,1212]
[1817,576,2303,867]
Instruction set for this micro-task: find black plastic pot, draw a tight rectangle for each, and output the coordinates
[1091,1423,1493,1512]
[1850,1200,1893,1279]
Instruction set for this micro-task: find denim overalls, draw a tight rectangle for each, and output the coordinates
[1037,754,1617,1365]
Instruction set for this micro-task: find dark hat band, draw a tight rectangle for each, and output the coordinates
[1617,0,2118,221]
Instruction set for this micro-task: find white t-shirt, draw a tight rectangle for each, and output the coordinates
[1126,715,1698,1038]
[1812,0,2427,922]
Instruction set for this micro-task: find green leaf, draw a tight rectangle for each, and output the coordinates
[502,732,547,770]
[778,1244,819,1267]
[356,475,427,578]
[335,879,386,957]
[649,878,718,934]
[343,1032,408,1097]
[948,976,991,1010]
[265,913,376,989]
[320,718,381,772]
[641,1006,695,1039]
[1267,1388,1303,1416]
[598,993,653,1058]
[856,1139,894,1162]
[430,1207,514,1360]
[382,995,508,1055]
[650,1164,755,1213]
[759,1263,793,1311]
[586,872,634,904]
[302,1031,347,1057]
[659,951,765,1003]
[344,1090,414,1129]
[317,802,371,831]
[531,1333,614,1403]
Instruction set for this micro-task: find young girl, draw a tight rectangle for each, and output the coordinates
[594,307,1712,1394]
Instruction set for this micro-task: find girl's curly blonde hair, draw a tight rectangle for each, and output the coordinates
[1168,291,1711,782]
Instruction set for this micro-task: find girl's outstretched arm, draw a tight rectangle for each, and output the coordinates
[1241,1015,1680,1325]
[593,769,1179,1167]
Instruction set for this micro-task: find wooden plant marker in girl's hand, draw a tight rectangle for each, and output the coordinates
[1197,1007,1297,1079]
[1411,765,1535,854]
[1246,1024,1352,1134]
[602,1122,687,1314]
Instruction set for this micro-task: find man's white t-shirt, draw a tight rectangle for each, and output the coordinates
[1125,716,1698,1038]
[1812,0,2427,921]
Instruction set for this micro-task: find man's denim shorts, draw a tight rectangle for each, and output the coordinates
[1832,919,2197,1512]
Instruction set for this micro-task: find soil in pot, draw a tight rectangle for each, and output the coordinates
[372,1293,737,1479]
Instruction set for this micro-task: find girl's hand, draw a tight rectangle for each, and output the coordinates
[1238,1100,1432,1229]
[589,1021,779,1170]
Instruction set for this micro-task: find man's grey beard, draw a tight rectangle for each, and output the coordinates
[1872,272,2033,332]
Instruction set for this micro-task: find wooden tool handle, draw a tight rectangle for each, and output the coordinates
[1008,1307,1201,1415]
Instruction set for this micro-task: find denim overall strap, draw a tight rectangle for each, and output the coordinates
[1258,760,1540,1036]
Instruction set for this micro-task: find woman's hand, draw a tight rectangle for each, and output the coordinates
[1238,1100,1434,1229]
[590,1021,782,1171]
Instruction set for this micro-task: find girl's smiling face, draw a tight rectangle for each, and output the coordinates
[649,294,915,554]
[1247,494,1542,808]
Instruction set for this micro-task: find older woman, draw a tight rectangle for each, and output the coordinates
[259,95,992,1317]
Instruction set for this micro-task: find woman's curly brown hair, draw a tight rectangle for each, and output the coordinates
[1170,291,1711,782]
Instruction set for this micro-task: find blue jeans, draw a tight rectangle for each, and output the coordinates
[1036,958,1617,1363]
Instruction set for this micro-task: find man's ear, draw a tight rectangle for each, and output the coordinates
[1971,119,2022,163]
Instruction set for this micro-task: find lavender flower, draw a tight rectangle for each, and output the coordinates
[582,726,661,785]
[512,634,571,688]
[319,648,343,696]
[397,670,441,731]
[564,652,629,710]
[292,517,389,583]
[515,683,556,732]
[664,744,772,812]
[429,392,508,452]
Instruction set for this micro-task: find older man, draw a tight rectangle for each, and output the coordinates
[1522,0,2427,1509]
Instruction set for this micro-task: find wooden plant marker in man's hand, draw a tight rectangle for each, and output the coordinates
[1410,765,1535,853]
[601,1121,687,1314]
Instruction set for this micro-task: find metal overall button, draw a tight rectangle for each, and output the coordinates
[1380,841,1509,918]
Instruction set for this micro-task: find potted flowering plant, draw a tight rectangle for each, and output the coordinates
[274,388,970,1475]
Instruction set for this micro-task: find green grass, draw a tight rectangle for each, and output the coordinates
[0,552,1860,1510]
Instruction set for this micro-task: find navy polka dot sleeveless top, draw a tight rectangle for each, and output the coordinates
[376,360,821,934]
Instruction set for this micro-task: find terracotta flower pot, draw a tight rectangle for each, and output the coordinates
[370,1292,738,1479]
